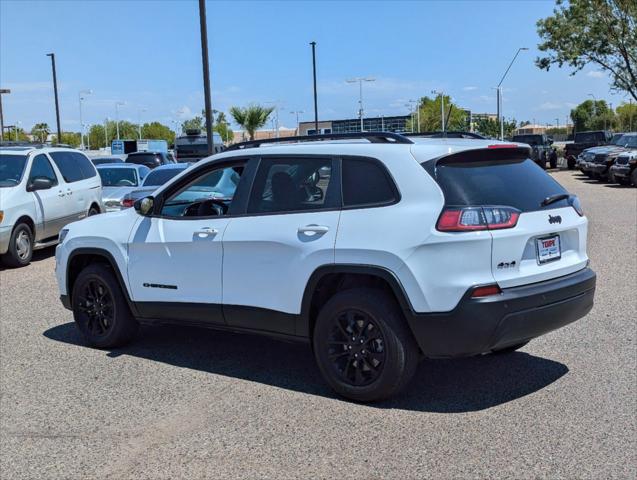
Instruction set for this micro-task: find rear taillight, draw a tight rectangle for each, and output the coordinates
[437,206,520,232]
[471,284,502,298]
[121,198,135,208]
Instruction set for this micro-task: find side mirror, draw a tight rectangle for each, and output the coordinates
[27,177,53,192]
[134,196,155,216]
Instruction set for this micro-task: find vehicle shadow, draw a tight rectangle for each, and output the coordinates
[44,322,568,413]
[0,246,56,272]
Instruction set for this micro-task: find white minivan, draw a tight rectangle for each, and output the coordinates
[0,146,103,267]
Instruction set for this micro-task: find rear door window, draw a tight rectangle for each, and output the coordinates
[49,151,83,183]
[70,152,97,179]
[433,156,568,212]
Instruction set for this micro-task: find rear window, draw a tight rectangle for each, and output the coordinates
[574,132,604,143]
[433,157,568,212]
[128,154,160,166]
[512,135,542,145]
[143,167,186,186]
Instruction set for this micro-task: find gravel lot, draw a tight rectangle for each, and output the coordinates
[1,170,635,479]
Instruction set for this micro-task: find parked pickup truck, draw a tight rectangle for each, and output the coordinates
[565,131,613,169]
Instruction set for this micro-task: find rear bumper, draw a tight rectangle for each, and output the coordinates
[405,268,596,358]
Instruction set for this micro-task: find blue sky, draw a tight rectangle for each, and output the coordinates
[0,0,630,132]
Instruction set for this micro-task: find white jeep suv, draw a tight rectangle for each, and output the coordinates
[1,146,103,267]
[55,133,596,402]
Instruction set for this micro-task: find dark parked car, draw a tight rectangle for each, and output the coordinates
[91,156,124,166]
[564,131,613,169]
[511,134,558,169]
[125,151,174,169]
[607,135,637,185]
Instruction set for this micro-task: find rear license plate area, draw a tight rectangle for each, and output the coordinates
[536,234,561,264]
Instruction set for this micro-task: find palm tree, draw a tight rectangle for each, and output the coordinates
[31,123,51,143]
[230,105,275,140]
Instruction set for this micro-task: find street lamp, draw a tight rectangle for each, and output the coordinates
[346,77,375,132]
[0,88,10,142]
[15,120,21,141]
[78,89,92,149]
[497,47,528,140]
[115,101,125,140]
[290,110,304,134]
[138,107,147,140]
[84,123,91,149]
[104,117,110,149]
[407,99,420,132]
[431,90,445,132]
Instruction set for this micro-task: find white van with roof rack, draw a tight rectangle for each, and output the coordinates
[54,132,595,402]
[0,146,102,267]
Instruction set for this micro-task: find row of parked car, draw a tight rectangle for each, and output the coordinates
[0,145,193,267]
[574,132,637,186]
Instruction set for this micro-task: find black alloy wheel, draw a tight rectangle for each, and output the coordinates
[327,309,386,387]
[76,278,115,337]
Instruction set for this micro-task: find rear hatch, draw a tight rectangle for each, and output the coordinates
[430,147,588,288]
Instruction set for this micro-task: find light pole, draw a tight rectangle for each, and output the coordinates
[104,118,109,149]
[265,101,283,138]
[85,124,91,149]
[137,107,147,140]
[78,89,92,149]
[14,120,21,141]
[199,0,214,156]
[588,93,598,129]
[46,53,62,143]
[497,47,528,140]
[115,101,125,140]
[0,88,10,142]
[431,90,445,132]
[407,99,420,132]
[290,110,304,134]
[310,41,319,134]
[346,77,375,131]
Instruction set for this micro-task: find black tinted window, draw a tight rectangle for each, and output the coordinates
[143,167,187,186]
[49,151,83,182]
[342,158,397,207]
[29,154,58,185]
[248,157,336,214]
[71,152,97,179]
[435,158,568,212]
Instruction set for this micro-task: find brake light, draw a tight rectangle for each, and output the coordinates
[488,144,518,149]
[437,207,520,232]
[471,284,502,298]
[121,198,135,208]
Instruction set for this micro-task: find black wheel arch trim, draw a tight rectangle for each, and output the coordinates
[66,247,139,316]
[299,264,415,337]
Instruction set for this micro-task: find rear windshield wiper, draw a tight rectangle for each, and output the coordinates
[541,193,570,207]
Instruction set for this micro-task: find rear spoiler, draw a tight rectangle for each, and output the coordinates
[422,145,532,176]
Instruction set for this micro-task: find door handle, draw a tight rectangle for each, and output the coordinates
[298,225,329,234]
[58,191,65,197]
[194,227,218,237]
[66,189,73,196]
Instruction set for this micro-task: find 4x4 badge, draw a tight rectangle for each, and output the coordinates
[548,214,562,224]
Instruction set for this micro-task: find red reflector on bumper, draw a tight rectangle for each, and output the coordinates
[471,285,502,298]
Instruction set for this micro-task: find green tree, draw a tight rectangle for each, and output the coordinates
[406,95,469,132]
[475,118,518,138]
[570,99,615,130]
[141,122,175,144]
[51,132,81,147]
[181,116,204,133]
[8,127,29,142]
[615,102,637,130]
[31,123,50,143]
[229,105,274,140]
[536,0,637,101]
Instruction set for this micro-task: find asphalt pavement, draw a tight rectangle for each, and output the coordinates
[0,170,635,479]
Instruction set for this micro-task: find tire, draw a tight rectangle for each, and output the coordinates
[72,263,138,348]
[567,157,576,169]
[1,223,33,268]
[631,169,637,187]
[608,170,617,184]
[88,205,99,216]
[549,153,558,169]
[313,288,419,402]
[492,341,529,354]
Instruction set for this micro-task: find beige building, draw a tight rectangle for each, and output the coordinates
[232,127,297,144]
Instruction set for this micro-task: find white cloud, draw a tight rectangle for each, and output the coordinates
[586,70,605,78]
[463,86,478,91]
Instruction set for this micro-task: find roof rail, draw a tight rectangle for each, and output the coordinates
[405,131,486,139]
[225,131,413,151]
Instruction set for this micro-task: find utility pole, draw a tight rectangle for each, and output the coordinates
[199,0,214,155]
[0,88,10,142]
[290,110,304,134]
[46,53,62,143]
[310,41,319,135]
[347,77,375,132]
[496,47,528,140]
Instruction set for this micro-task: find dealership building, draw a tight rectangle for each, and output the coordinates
[298,115,411,135]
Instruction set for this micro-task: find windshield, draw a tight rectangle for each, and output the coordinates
[98,167,138,187]
[575,132,604,143]
[610,134,625,145]
[0,154,28,187]
[624,136,637,148]
[143,167,186,186]
[434,157,568,212]
[512,135,542,145]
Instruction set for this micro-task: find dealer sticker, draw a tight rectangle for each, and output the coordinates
[536,235,561,264]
